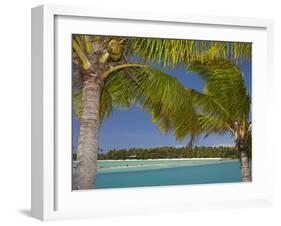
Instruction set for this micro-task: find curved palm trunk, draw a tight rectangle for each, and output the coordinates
[238,147,251,182]
[73,75,102,190]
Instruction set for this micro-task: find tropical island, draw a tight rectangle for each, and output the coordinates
[72,145,252,189]
[72,145,251,160]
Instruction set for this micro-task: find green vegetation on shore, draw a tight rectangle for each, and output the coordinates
[73,146,252,161]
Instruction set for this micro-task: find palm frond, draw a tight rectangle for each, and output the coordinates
[84,35,93,53]
[186,88,233,127]
[100,70,138,122]
[73,64,201,141]
[128,38,251,68]
[188,59,251,122]
[72,38,91,70]
[198,114,234,137]
[132,67,200,141]
[177,59,252,143]
[73,69,139,123]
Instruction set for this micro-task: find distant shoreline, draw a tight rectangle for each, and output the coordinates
[97,158,233,162]
[73,146,240,161]
[72,158,237,172]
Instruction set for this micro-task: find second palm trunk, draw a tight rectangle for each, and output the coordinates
[239,148,251,182]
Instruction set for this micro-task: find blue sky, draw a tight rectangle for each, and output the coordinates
[72,61,251,152]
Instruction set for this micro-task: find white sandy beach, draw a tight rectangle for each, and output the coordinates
[72,158,237,173]
[97,158,227,162]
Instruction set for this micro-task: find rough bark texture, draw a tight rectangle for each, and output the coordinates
[73,75,102,190]
[239,147,252,182]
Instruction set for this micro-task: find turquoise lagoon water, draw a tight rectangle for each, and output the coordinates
[73,159,249,189]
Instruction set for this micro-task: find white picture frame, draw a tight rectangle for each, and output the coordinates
[31,4,274,221]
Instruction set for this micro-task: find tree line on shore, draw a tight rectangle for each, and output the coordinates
[72,146,252,160]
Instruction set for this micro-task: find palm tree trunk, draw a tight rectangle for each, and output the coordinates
[239,147,251,182]
[73,75,102,190]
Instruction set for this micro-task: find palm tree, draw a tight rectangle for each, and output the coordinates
[72,35,251,189]
[162,59,251,182]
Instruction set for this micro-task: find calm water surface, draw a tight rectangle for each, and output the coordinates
[90,159,249,189]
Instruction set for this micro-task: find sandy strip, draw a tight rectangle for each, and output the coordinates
[97,164,171,170]
[97,158,227,162]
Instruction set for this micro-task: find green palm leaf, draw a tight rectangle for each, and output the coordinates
[73,65,199,142]
[189,59,251,122]
[129,39,251,68]
[152,59,252,146]
[132,67,199,141]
